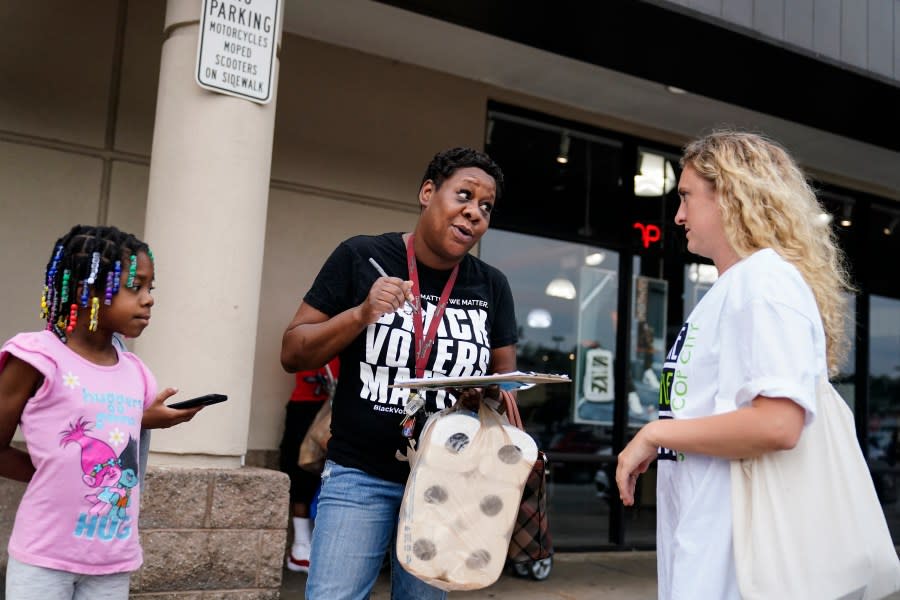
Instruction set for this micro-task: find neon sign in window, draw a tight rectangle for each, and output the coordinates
[633,222,661,248]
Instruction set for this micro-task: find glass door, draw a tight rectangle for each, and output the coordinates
[869,294,900,537]
[480,229,668,548]
[480,229,620,548]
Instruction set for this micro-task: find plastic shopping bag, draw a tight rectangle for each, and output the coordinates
[397,402,538,591]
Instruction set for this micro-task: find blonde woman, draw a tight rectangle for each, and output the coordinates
[615,130,852,599]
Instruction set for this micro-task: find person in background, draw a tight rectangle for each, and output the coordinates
[615,131,853,599]
[280,147,518,599]
[280,357,339,573]
[0,225,202,600]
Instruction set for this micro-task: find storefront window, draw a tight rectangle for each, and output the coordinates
[869,294,900,536]
[481,230,620,547]
[832,293,856,406]
[485,109,624,248]
[682,262,718,319]
[481,231,661,547]
[866,204,900,542]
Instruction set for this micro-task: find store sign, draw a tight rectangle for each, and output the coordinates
[196,0,279,104]
[582,347,614,402]
[633,222,661,248]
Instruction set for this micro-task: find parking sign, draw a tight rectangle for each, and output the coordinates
[196,0,279,104]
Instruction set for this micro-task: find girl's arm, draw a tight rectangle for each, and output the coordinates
[281,276,411,372]
[141,387,203,429]
[0,356,41,482]
[616,395,805,505]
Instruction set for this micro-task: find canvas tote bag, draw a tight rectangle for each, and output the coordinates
[731,378,900,600]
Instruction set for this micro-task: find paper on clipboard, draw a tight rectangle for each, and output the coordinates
[390,371,571,391]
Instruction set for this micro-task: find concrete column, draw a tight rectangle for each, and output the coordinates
[136,0,282,467]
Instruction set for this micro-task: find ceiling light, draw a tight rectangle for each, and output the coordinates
[545,277,576,300]
[557,132,570,164]
[666,85,687,95]
[815,212,834,227]
[585,252,605,266]
[885,216,899,236]
[634,151,677,197]
[839,202,853,227]
[526,309,552,329]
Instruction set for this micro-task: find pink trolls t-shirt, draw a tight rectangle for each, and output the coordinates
[1,330,156,575]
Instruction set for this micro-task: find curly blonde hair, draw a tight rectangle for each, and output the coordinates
[681,130,854,376]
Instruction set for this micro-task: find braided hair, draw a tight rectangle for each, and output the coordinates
[40,225,152,341]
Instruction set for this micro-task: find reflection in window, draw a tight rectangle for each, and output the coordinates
[683,262,718,319]
[480,229,622,547]
[574,265,619,425]
[832,293,856,407]
[634,151,677,198]
[869,295,900,538]
[629,276,667,430]
[485,109,625,246]
[869,205,900,298]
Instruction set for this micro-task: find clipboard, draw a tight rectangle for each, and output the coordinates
[390,371,571,391]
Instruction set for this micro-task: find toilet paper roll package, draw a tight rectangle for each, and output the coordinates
[397,402,538,591]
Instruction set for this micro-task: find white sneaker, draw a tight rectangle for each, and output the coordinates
[286,545,310,573]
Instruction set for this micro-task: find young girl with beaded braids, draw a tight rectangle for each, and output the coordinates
[0,225,203,600]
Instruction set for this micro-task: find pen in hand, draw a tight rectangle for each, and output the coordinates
[368,257,415,314]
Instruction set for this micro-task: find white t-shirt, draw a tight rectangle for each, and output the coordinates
[655,248,827,599]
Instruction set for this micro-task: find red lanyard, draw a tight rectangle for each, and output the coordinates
[406,234,459,378]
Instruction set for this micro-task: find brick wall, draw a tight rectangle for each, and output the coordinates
[0,466,290,599]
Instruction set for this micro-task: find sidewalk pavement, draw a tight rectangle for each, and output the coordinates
[281,551,659,599]
[282,552,900,600]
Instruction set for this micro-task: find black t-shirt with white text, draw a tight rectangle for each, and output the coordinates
[303,232,518,483]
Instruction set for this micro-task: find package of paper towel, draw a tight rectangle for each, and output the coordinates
[396,401,538,591]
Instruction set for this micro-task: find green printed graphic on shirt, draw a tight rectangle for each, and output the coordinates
[657,322,699,461]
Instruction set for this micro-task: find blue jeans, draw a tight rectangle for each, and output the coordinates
[305,460,447,600]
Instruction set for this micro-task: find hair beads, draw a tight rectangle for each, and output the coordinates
[89,297,100,332]
[41,245,64,322]
[112,260,121,294]
[50,245,64,270]
[60,270,70,304]
[66,304,78,334]
[56,273,69,329]
[87,252,100,284]
[40,286,49,320]
[126,255,137,288]
[104,271,115,305]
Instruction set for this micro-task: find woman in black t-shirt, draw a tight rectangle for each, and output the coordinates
[280,147,517,600]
